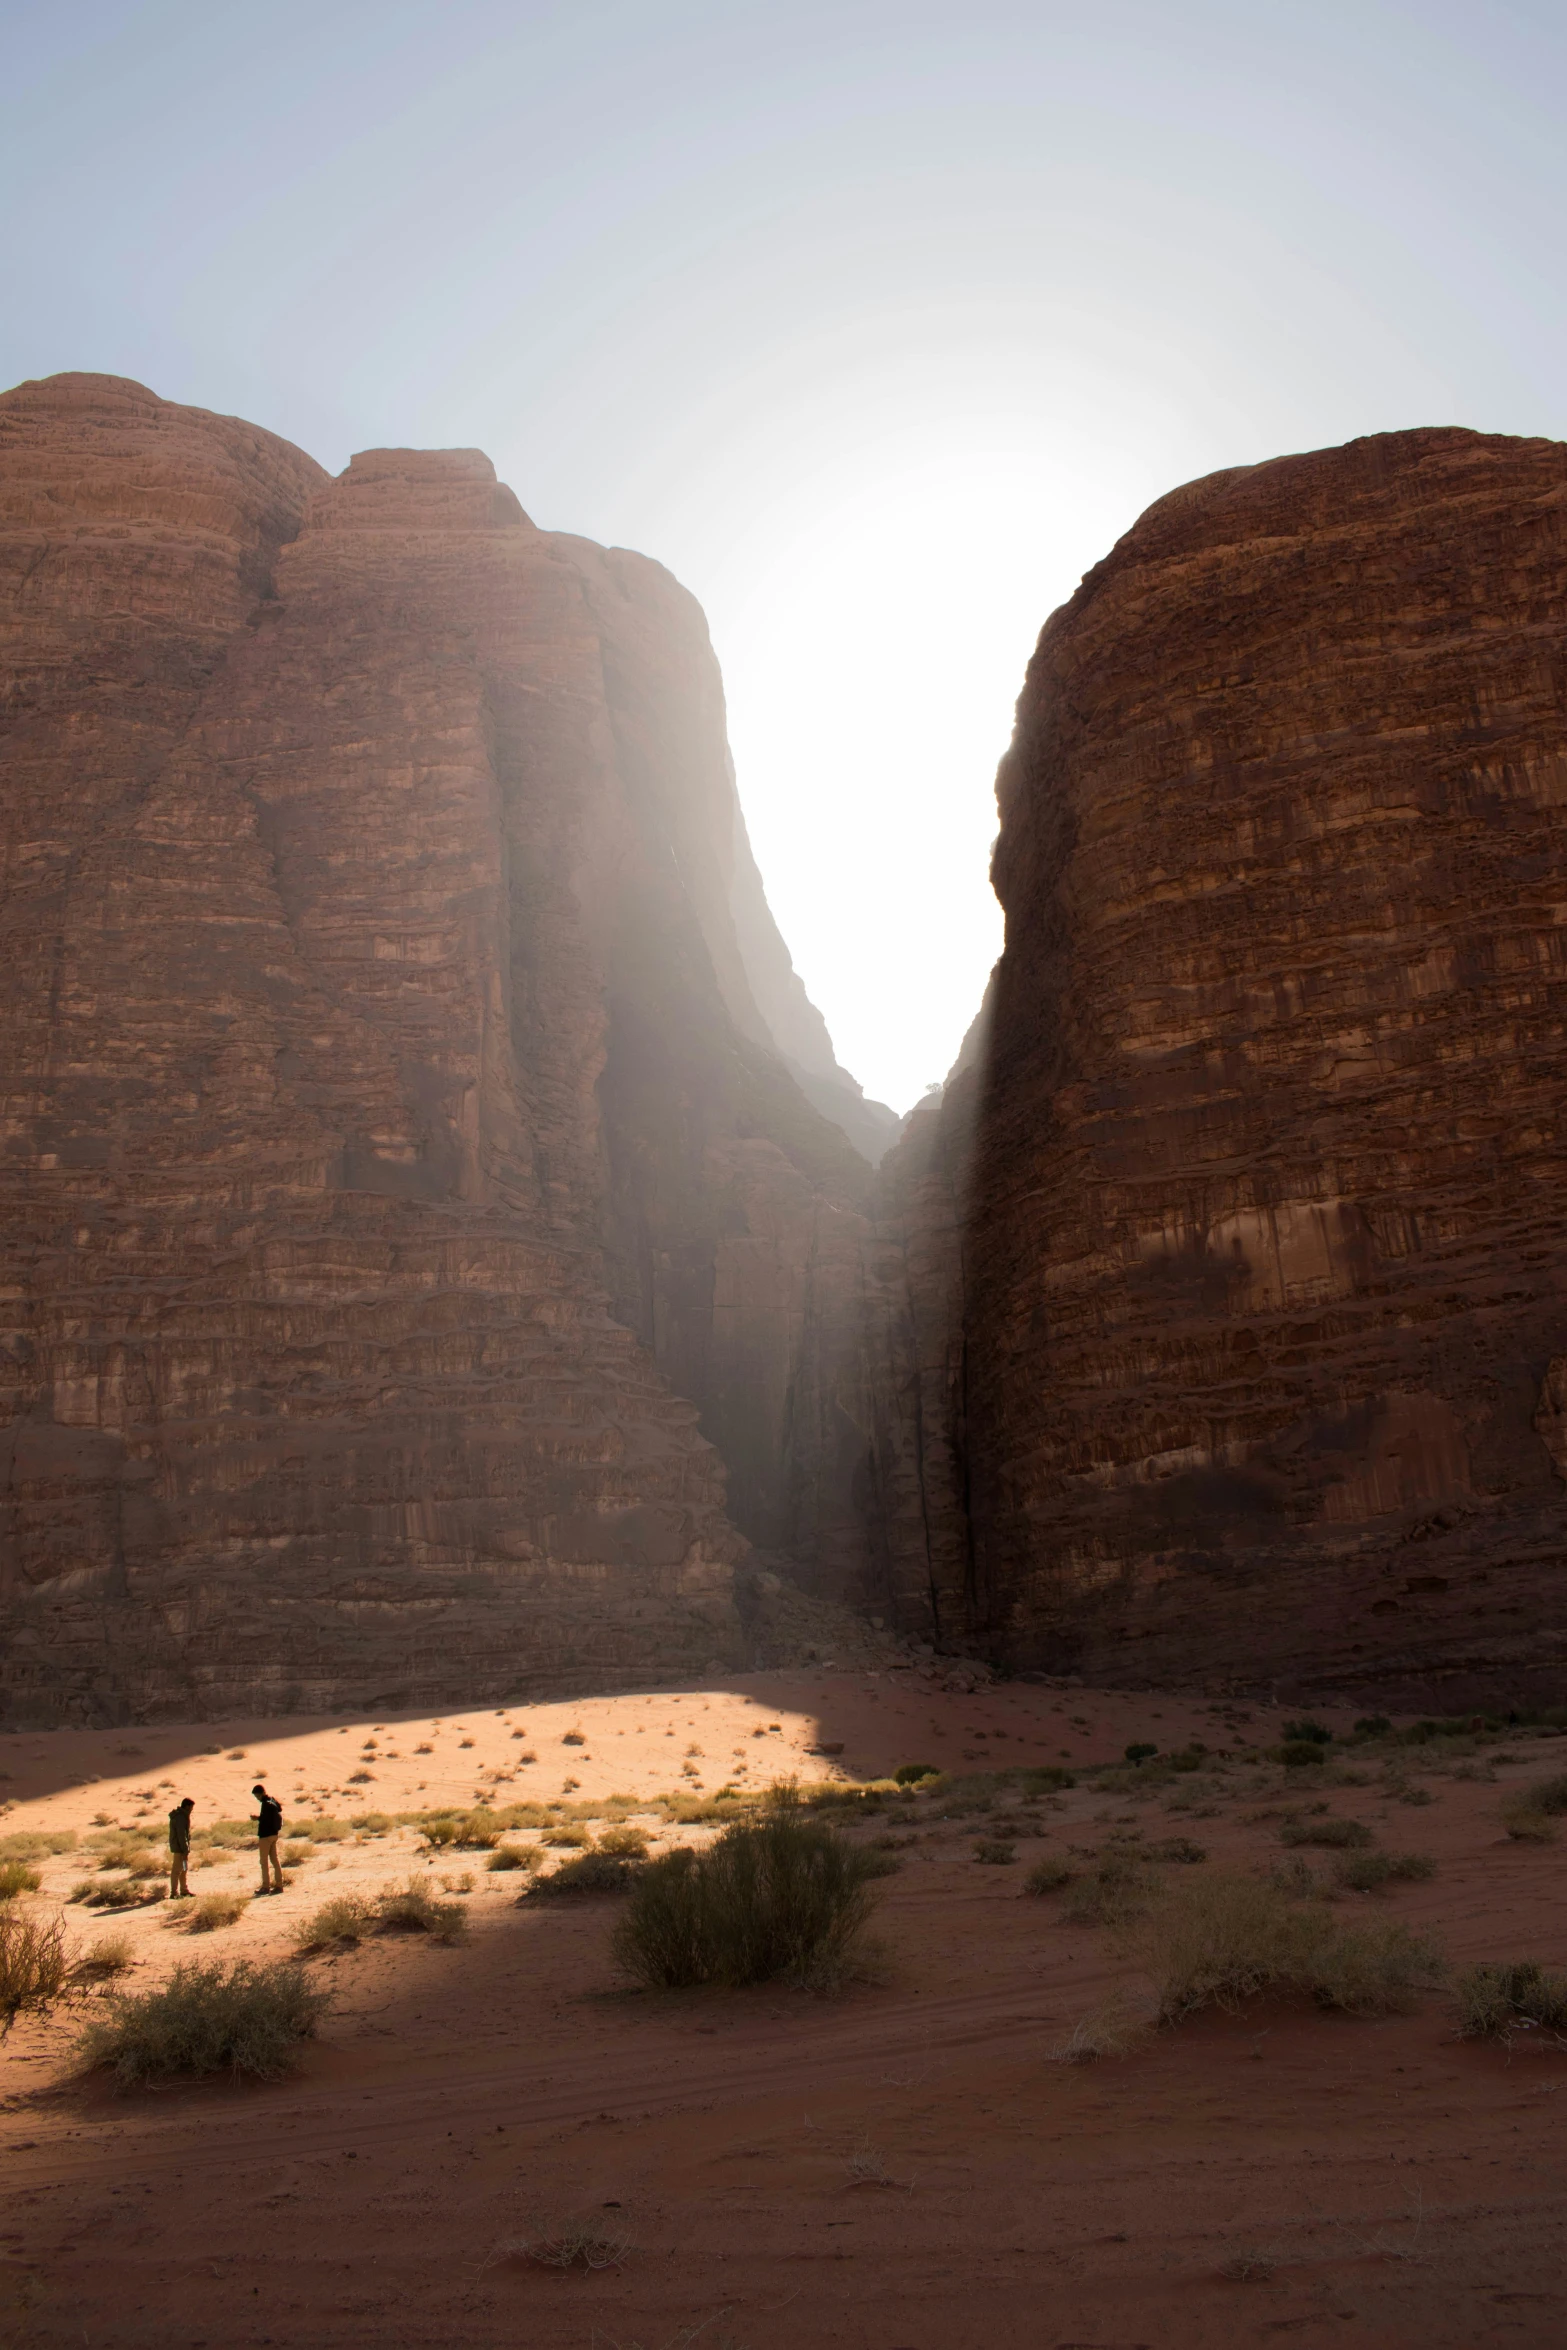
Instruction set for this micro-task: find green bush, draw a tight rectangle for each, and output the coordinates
[611,1807,880,1990]
[1279,1817,1373,1850]
[0,1861,42,1900]
[1124,1743,1158,1767]
[1331,1849,1436,1892]
[894,1763,940,1784]
[77,1959,328,2086]
[0,1907,70,2023]
[1456,1960,1567,2040]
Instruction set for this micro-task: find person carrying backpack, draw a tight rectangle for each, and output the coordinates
[251,1781,284,1894]
[168,1795,194,1899]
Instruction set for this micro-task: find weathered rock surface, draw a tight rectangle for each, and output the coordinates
[883,427,1567,1705]
[0,372,891,1721]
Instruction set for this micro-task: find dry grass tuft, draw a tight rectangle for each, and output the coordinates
[1455,1960,1567,2041]
[1131,1872,1445,2022]
[1331,1849,1436,1893]
[486,1843,543,1873]
[1500,1781,1567,1841]
[490,2216,631,2271]
[0,1907,71,2025]
[0,1860,42,1900]
[375,1879,467,1940]
[1061,1851,1160,1926]
[526,1849,643,1898]
[294,1896,374,1952]
[1022,1855,1074,1896]
[183,1892,249,1933]
[77,1958,328,2086]
[1049,1995,1152,2063]
[75,1933,135,1981]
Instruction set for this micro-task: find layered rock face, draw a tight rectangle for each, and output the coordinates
[0,373,887,1722]
[938,427,1567,1703]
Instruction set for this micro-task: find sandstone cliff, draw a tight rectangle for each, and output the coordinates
[0,373,888,1722]
[880,427,1567,1706]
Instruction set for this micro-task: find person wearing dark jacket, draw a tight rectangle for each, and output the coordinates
[251,1782,284,1893]
[168,1796,194,1899]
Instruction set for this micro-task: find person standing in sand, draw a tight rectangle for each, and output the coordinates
[167,1795,194,1899]
[251,1781,284,1894]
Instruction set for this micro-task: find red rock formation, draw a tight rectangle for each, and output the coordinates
[946,427,1567,1704]
[0,373,888,1721]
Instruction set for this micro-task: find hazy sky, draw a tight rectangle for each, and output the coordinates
[6,2,1566,1109]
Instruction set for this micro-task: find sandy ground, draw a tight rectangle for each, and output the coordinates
[4,1671,1567,2349]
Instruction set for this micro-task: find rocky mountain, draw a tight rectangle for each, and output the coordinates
[0,372,893,1722]
[871,427,1567,1707]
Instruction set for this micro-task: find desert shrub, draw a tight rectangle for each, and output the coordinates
[597,1825,650,1858]
[1062,1852,1160,1926]
[1505,1774,1567,1829]
[1276,1741,1327,1769]
[1267,1857,1319,1896]
[1131,1872,1444,2022]
[562,1729,587,1747]
[528,1850,643,1898]
[1049,1996,1151,2063]
[1353,1716,1394,1741]
[453,1808,503,1850]
[355,1813,393,1836]
[1279,1817,1373,1850]
[301,1818,350,1843]
[894,1762,940,1784]
[185,1892,248,1932]
[1148,1837,1207,1865]
[1124,1743,1158,1767]
[375,1879,466,1940]
[419,1816,461,1849]
[78,1958,328,2085]
[1168,1746,1208,1774]
[1332,1849,1436,1892]
[973,1838,1017,1865]
[0,1830,75,1862]
[612,1807,880,1990]
[93,1837,162,1878]
[1283,1719,1332,1746]
[294,1896,373,1951]
[1023,1856,1075,1895]
[281,1842,313,1867]
[486,1843,543,1873]
[0,1861,42,1900]
[1020,1766,1076,1793]
[76,1934,134,1980]
[492,2216,631,2271]
[0,1907,70,2023]
[1502,1807,1555,1843]
[543,1823,592,1849]
[1456,1960,1567,2040]
[81,1880,165,1912]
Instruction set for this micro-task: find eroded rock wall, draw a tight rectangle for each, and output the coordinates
[950,427,1567,1704]
[0,373,886,1720]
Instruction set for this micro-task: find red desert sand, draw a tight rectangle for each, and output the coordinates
[3,1670,1566,2348]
